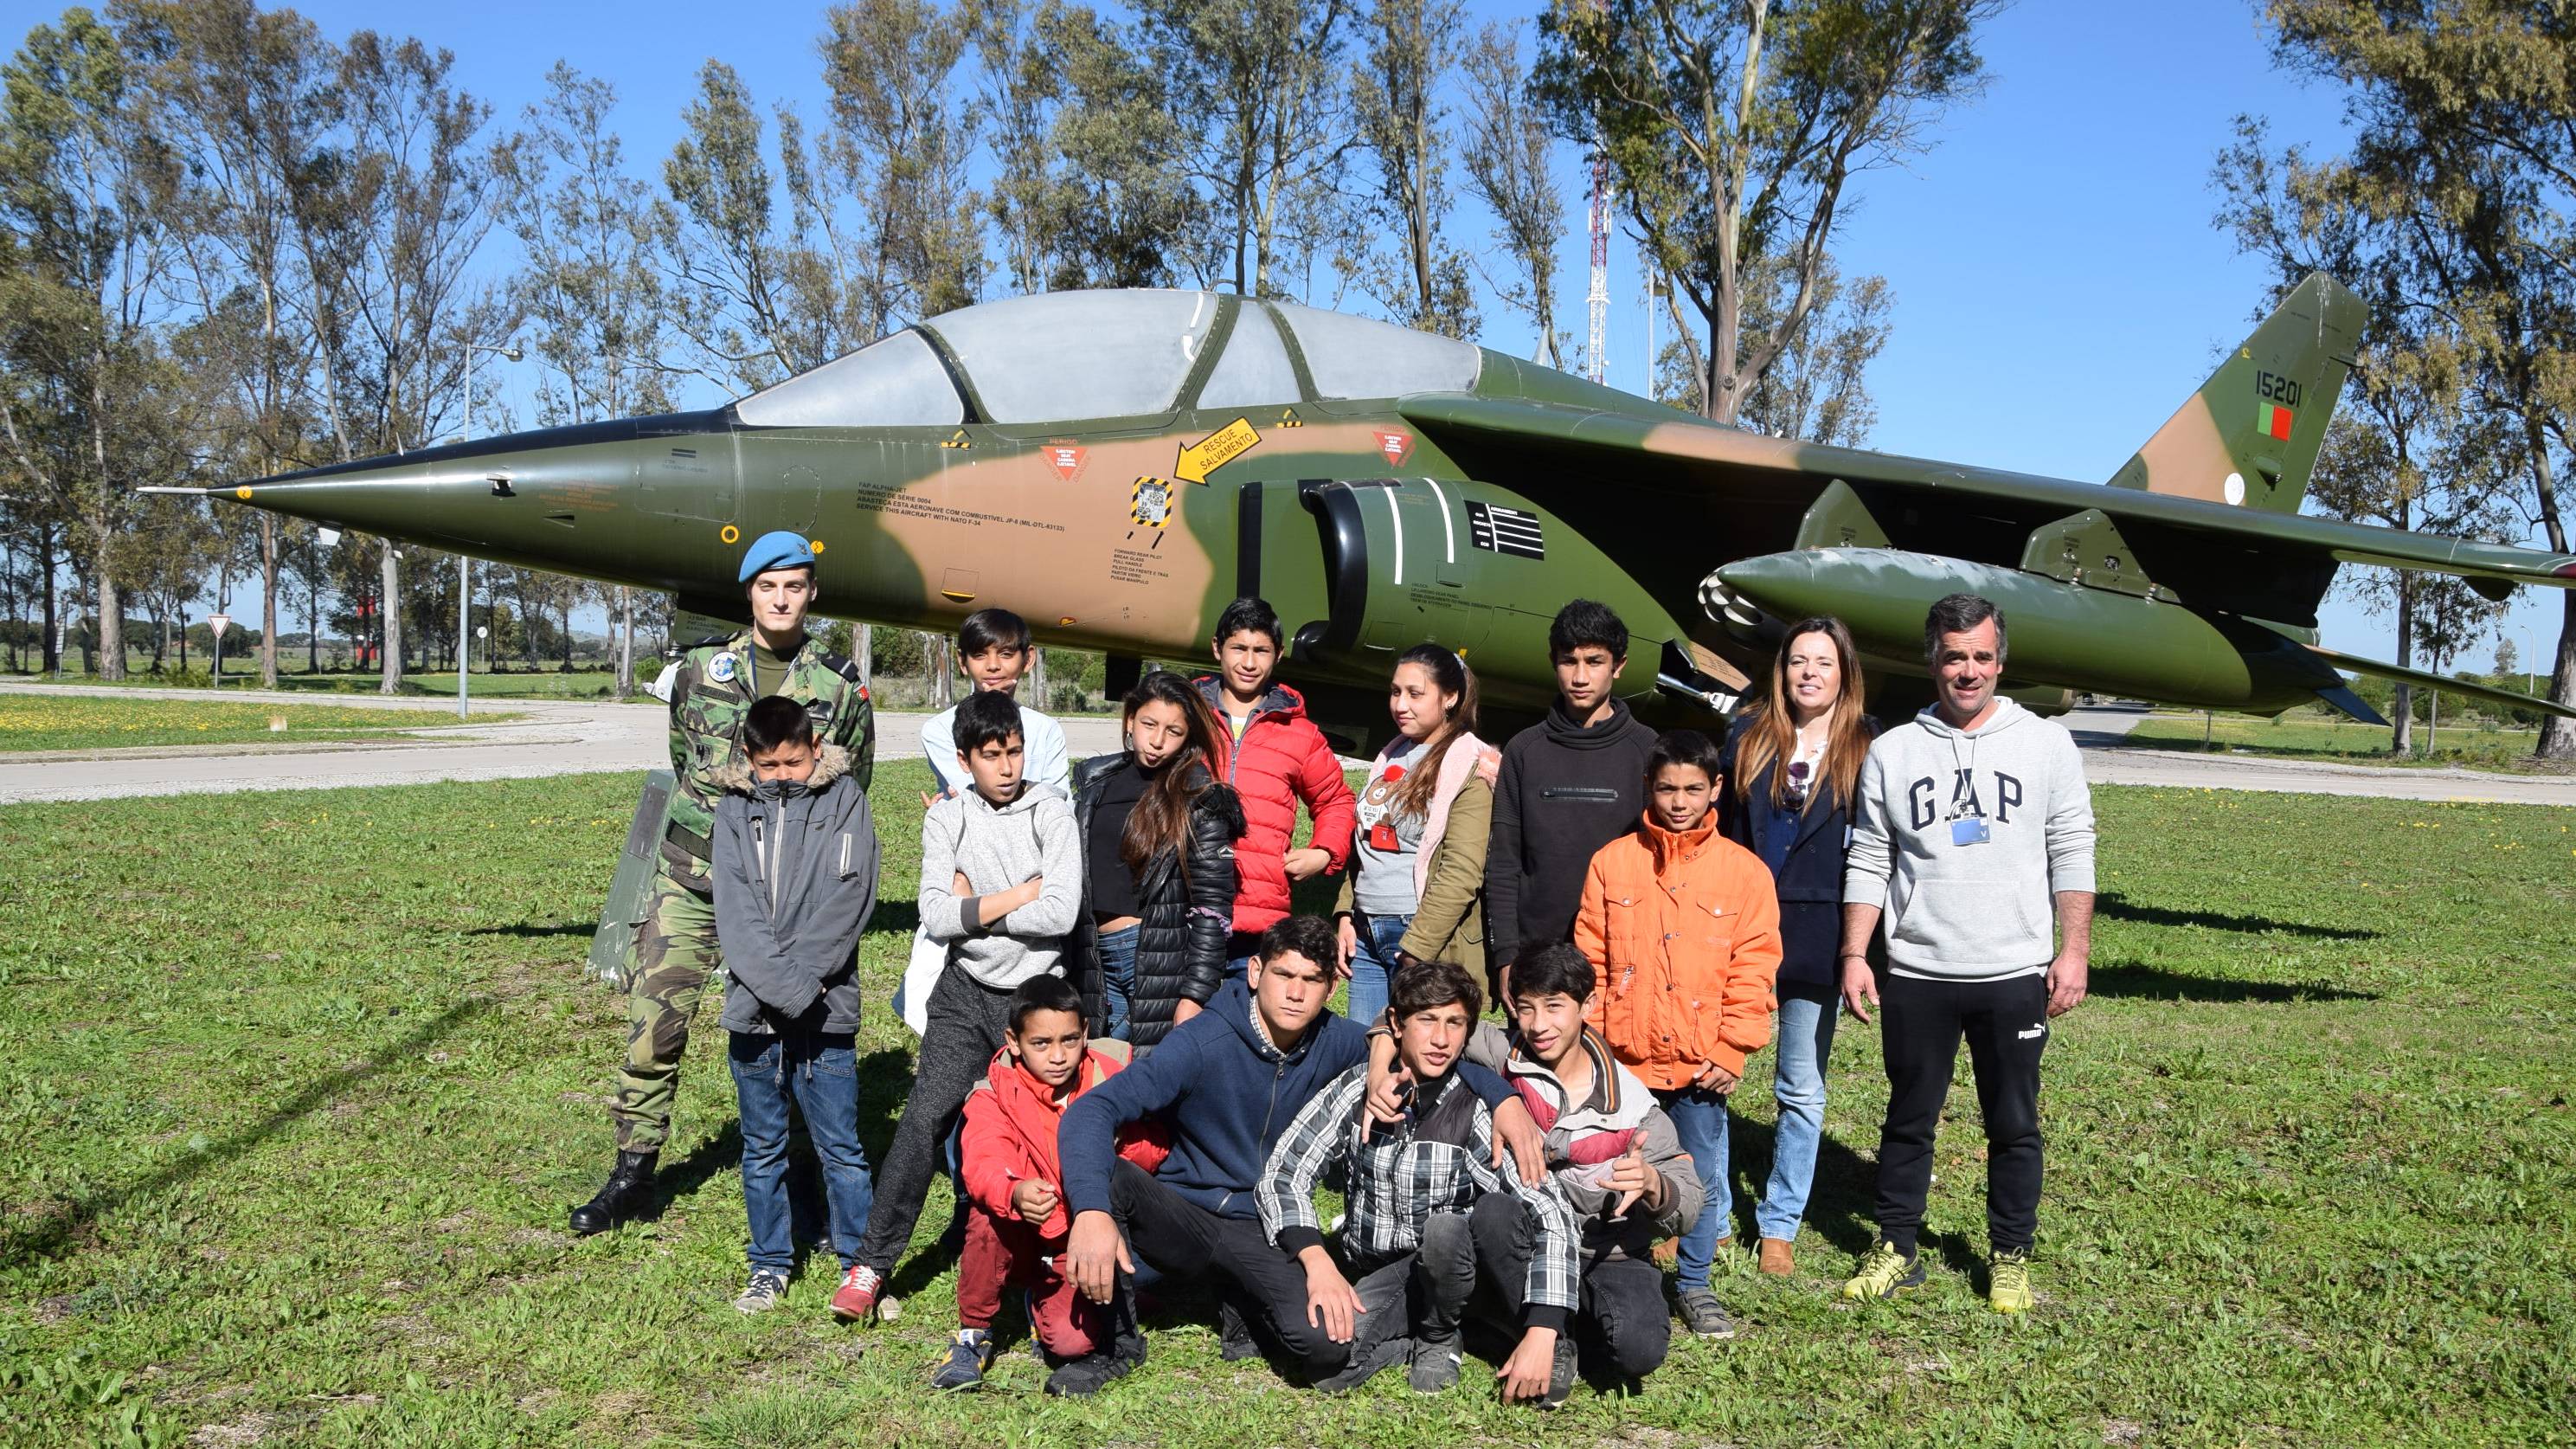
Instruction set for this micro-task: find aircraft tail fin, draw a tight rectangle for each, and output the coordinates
[2108,271,2365,515]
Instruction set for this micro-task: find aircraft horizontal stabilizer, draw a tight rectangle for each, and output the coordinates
[2304,644,2575,723]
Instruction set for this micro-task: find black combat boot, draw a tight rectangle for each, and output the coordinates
[568,1150,657,1235]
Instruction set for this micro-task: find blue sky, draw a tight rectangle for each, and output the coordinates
[9,0,2554,673]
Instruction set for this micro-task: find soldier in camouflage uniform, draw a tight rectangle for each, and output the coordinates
[571,531,876,1234]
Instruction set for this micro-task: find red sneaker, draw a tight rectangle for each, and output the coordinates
[830,1263,890,1323]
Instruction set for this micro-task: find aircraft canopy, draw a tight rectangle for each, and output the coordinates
[731,290,1482,428]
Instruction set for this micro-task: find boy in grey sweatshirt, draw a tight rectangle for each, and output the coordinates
[839,690,1082,1323]
[710,697,881,1317]
[1837,594,2095,1314]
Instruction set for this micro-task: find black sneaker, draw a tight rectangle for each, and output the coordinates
[1675,1286,1736,1338]
[1043,1349,1133,1396]
[1216,1295,1262,1362]
[1407,1335,1461,1394]
[930,1328,993,1391]
[1314,1334,1410,1394]
[1539,1331,1579,1409]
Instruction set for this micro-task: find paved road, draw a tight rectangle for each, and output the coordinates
[0,680,1126,805]
[3,683,2568,808]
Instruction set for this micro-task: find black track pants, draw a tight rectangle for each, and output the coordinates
[1873,971,2049,1257]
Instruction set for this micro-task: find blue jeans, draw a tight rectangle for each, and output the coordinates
[1098,924,1139,1040]
[1654,1085,1734,1291]
[729,1031,874,1275]
[1756,989,1839,1242]
[1343,910,1413,1029]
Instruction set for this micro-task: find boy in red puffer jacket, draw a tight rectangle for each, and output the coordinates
[1195,597,1358,970]
[939,975,1169,1395]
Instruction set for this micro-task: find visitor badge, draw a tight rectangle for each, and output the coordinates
[1950,817,1991,847]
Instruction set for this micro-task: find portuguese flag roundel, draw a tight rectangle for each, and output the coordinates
[2258,402,2295,441]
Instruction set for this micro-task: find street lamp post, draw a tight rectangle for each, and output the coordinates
[459,338,523,718]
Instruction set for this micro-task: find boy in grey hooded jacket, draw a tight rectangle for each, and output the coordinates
[711,697,882,1316]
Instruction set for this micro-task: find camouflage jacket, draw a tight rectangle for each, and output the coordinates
[661,628,874,887]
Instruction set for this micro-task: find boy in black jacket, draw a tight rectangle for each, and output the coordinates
[710,695,881,1316]
[1482,601,1661,992]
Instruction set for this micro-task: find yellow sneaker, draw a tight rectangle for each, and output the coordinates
[1988,1249,2033,1313]
[1840,1240,1925,1300]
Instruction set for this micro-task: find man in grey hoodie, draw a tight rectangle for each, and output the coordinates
[711,695,882,1317]
[1836,594,2095,1314]
[836,689,1083,1323]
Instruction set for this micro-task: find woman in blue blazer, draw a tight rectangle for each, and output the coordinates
[1719,616,1878,1277]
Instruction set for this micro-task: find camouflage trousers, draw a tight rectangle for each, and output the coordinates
[612,866,723,1154]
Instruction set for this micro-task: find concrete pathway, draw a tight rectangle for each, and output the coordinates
[0,680,1124,805]
[3,682,2567,808]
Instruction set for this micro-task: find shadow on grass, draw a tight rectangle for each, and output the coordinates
[1724,1111,1881,1262]
[2097,892,2378,942]
[466,921,593,938]
[1,996,494,1265]
[2088,961,2376,1004]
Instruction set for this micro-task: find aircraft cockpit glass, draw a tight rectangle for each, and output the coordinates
[923,290,1217,422]
[733,329,966,429]
[1195,302,1301,410]
[1269,299,1481,399]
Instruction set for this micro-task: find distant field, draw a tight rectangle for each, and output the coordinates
[2124,712,2557,773]
[3,764,2571,1446]
[0,695,511,753]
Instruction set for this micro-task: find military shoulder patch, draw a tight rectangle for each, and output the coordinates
[707,653,739,684]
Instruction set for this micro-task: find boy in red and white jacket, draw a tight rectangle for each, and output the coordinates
[941,976,1168,1395]
[1195,597,1358,965]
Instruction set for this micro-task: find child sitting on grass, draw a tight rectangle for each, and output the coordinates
[936,975,1168,1394]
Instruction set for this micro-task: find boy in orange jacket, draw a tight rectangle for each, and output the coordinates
[940,975,1169,1395]
[1573,728,1782,1340]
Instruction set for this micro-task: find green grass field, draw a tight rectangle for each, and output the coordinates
[3,764,2571,1446]
[2121,712,2558,773]
[0,694,513,753]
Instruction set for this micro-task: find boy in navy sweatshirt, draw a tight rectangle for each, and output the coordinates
[1057,918,1543,1392]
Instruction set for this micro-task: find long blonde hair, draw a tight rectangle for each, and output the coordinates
[1731,616,1868,814]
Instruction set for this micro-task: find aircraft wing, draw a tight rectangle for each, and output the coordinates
[1400,391,2576,722]
[1398,394,2576,601]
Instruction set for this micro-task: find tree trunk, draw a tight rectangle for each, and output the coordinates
[378,542,402,694]
[857,623,871,691]
[2391,574,2416,757]
[94,557,124,681]
[260,515,279,686]
[2524,414,2573,758]
[39,528,60,676]
[616,586,634,697]
[1029,645,1048,712]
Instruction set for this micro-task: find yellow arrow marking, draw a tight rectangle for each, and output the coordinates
[1175,417,1260,485]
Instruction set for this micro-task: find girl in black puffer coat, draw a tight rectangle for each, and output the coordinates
[1069,671,1243,1053]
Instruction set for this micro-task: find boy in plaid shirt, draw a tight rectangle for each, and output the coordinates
[1257,959,1582,1405]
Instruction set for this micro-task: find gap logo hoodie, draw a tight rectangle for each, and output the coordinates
[1842,696,2097,982]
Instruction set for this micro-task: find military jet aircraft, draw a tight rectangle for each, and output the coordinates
[151,276,2576,748]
